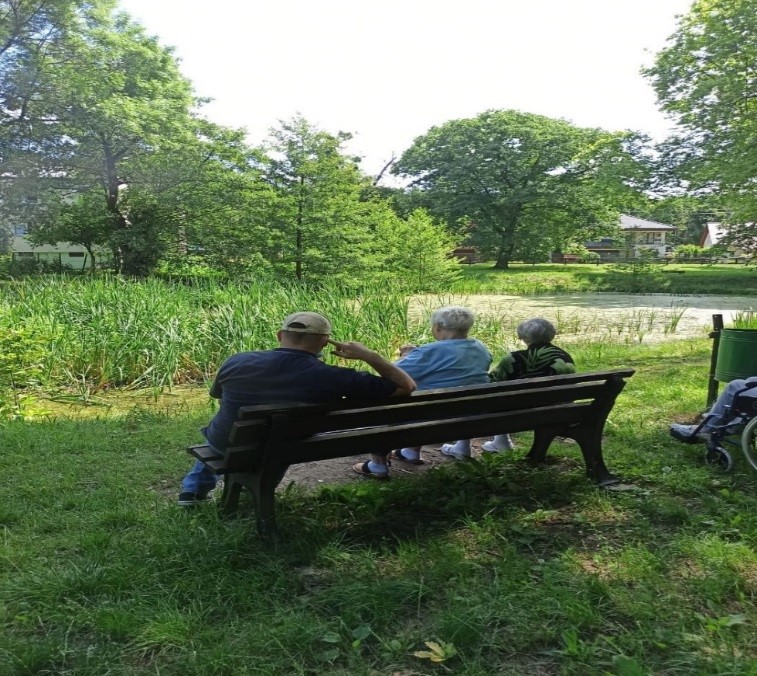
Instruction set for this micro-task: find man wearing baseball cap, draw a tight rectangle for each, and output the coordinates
[178,311,416,505]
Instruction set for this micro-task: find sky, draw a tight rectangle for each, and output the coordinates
[118,0,694,178]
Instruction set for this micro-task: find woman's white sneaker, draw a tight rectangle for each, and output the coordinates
[441,443,470,460]
[481,435,515,453]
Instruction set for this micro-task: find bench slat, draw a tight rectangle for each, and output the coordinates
[235,368,635,420]
[228,381,613,444]
[272,382,609,437]
[280,402,593,464]
[187,444,223,462]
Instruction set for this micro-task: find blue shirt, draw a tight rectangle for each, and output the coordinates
[395,339,492,390]
[204,348,398,450]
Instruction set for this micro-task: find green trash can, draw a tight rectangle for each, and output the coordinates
[715,329,757,382]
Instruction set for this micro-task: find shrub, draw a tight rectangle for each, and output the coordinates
[0,326,48,420]
[603,257,670,293]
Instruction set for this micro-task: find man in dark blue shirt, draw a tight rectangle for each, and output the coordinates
[179,311,416,505]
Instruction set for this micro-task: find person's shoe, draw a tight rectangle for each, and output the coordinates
[481,436,515,453]
[390,449,425,465]
[352,461,390,479]
[177,491,211,506]
[669,423,709,443]
[440,443,471,460]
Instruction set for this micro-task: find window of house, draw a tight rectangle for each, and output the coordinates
[68,252,85,257]
[637,232,662,244]
[13,224,28,236]
[16,252,34,258]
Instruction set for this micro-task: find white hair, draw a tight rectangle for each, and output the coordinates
[517,317,557,345]
[431,306,475,333]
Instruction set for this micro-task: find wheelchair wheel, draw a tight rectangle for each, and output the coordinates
[704,445,734,472]
[742,416,757,472]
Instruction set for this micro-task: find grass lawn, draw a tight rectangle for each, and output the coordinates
[1,337,755,674]
[453,262,757,296]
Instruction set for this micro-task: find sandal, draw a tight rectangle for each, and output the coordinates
[352,461,390,479]
[390,449,425,465]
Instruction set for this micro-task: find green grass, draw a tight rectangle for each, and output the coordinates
[1,338,755,674]
[453,262,757,295]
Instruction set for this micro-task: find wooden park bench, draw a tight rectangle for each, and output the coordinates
[186,368,635,536]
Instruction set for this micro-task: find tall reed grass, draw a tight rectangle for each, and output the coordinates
[0,276,722,397]
[732,309,757,329]
[0,277,419,393]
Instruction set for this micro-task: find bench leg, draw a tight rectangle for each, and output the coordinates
[526,424,620,487]
[525,427,557,464]
[219,474,244,513]
[219,466,289,538]
[571,426,619,486]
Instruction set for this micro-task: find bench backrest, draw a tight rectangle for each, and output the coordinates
[221,369,634,470]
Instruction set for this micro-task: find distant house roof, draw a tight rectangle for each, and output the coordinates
[699,222,727,247]
[619,214,676,231]
[699,222,757,252]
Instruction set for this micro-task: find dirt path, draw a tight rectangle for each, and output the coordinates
[278,440,491,490]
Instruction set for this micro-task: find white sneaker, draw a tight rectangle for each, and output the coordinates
[481,436,515,453]
[440,443,470,460]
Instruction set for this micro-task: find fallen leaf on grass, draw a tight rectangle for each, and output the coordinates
[412,640,457,663]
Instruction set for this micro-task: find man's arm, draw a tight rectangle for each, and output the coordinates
[327,340,417,396]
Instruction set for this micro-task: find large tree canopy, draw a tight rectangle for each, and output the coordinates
[1,0,202,274]
[393,110,649,268]
[2,5,462,280]
[644,0,756,224]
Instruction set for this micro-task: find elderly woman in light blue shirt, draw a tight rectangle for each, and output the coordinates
[353,306,492,479]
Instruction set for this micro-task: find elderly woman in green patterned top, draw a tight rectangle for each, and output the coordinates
[482,317,575,453]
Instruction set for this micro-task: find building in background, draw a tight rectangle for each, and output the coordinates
[615,214,676,258]
[575,214,677,262]
[699,222,755,261]
[8,223,96,269]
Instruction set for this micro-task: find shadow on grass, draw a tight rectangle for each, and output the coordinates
[234,454,595,552]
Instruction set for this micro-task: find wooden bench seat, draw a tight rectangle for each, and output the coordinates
[187,368,635,535]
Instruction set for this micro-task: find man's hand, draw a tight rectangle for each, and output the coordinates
[327,339,373,361]
[327,339,416,395]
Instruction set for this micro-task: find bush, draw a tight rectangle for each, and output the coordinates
[0,326,48,420]
[673,244,709,260]
[564,243,601,264]
[603,257,670,293]
[0,255,67,278]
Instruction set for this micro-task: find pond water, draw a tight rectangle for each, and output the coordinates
[412,293,756,344]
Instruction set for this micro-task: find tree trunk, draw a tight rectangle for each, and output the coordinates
[295,176,304,280]
[84,244,96,272]
[493,251,510,269]
[103,145,136,274]
[493,213,519,269]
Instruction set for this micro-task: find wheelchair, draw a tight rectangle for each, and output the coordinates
[671,382,757,472]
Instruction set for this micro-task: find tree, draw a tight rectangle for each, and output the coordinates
[370,207,461,291]
[1,1,107,227]
[644,0,757,223]
[25,189,114,268]
[393,110,650,268]
[1,1,200,274]
[262,116,381,283]
[115,120,277,276]
[720,222,756,258]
